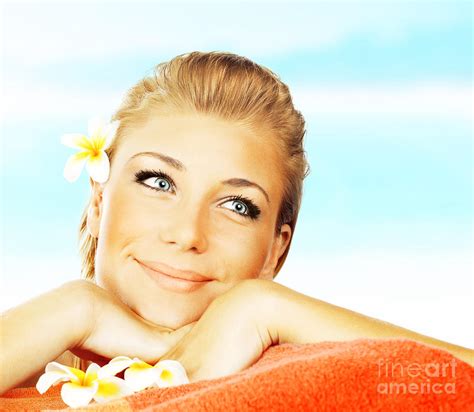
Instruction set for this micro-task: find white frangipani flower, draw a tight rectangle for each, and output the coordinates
[61,116,119,183]
[153,360,189,388]
[36,361,133,408]
[103,356,189,392]
[36,356,188,407]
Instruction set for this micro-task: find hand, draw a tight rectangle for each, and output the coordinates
[158,279,277,382]
[70,280,195,366]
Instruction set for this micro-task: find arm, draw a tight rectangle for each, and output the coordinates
[263,280,474,365]
[0,279,195,394]
[0,280,93,394]
[140,278,473,383]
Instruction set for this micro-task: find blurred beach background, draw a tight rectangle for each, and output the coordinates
[1,0,472,347]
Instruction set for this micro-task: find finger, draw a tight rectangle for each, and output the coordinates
[166,321,196,344]
[136,314,175,333]
[159,322,197,360]
[148,321,197,362]
[159,347,177,361]
[146,321,197,362]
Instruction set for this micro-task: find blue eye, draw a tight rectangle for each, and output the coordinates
[220,195,260,220]
[149,177,172,191]
[221,199,248,216]
[134,169,175,193]
[134,169,261,220]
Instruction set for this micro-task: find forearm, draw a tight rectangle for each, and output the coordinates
[265,282,474,366]
[0,280,93,394]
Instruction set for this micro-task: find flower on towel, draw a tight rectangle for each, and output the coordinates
[36,357,189,407]
[36,361,133,408]
[61,116,119,183]
[100,356,189,392]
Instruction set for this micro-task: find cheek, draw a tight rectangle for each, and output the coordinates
[217,226,272,280]
[95,188,149,277]
[101,188,152,245]
[94,196,152,305]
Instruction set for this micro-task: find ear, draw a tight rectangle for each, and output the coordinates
[259,223,292,280]
[86,179,104,238]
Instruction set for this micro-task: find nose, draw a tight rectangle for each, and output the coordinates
[159,198,209,253]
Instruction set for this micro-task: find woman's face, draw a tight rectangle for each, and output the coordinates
[87,111,291,329]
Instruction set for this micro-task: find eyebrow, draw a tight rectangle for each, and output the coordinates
[129,151,270,203]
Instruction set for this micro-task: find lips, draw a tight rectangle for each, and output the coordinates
[136,259,212,294]
[137,259,212,282]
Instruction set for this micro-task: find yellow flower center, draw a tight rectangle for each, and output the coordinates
[160,369,173,383]
[96,380,121,397]
[79,134,106,160]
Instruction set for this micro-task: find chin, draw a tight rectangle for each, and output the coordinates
[134,301,204,330]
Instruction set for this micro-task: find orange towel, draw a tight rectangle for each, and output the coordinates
[1,338,473,411]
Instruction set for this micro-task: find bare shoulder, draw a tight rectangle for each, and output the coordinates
[16,350,78,388]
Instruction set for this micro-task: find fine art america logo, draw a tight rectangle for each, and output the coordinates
[377,358,457,395]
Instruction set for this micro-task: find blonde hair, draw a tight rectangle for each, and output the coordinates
[73,50,309,370]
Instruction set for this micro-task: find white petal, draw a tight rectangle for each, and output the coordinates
[124,362,158,392]
[83,363,101,386]
[154,360,189,388]
[61,133,91,150]
[102,120,120,150]
[88,116,108,138]
[86,151,110,183]
[36,371,71,394]
[45,361,84,383]
[93,377,134,403]
[64,152,88,182]
[61,380,98,408]
[98,357,135,379]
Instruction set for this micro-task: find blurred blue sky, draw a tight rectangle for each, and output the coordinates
[1,1,472,346]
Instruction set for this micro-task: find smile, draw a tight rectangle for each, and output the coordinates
[135,259,213,293]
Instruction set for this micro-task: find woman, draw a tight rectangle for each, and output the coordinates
[1,51,472,395]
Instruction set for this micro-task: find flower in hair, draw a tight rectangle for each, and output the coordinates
[61,117,119,183]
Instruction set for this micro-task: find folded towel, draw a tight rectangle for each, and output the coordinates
[1,338,472,411]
